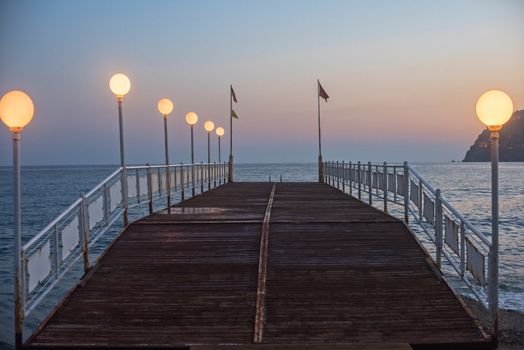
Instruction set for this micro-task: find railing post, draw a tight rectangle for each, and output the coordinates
[403,161,409,223]
[357,161,361,200]
[180,163,185,201]
[103,183,110,223]
[341,161,345,192]
[166,166,171,212]
[207,162,211,191]
[318,155,323,183]
[157,168,162,195]
[333,162,335,187]
[435,189,443,268]
[147,164,153,214]
[326,162,329,185]
[460,220,466,278]
[200,162,204,193]
[187,163,190,192]
[325,162,328,185]
[173,165,177,191]
[419,179,423,222]
[214,162,217,188]
[135,168,140,204]
[375,165,380,197]
[333,161,336,186]
[328,161,331,185]
[331,161,334,186]
[393,166,397,202]
[280,174,283,182]
[80,193,90,274]
[336,161,340,189]
[332,161,335,186]
[367,162,372,205]
[383,162,388,213]
[195,163,199,193]
[228,158,233,183]
[121,167,129,227]
[349,161,352,196]
[191,162,195,197]
[53,224,60,279]
[52,224,60,277]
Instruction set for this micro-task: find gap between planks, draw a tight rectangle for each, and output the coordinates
[253,183,276,343]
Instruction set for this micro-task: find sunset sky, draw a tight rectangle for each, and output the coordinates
[1,0,523,165]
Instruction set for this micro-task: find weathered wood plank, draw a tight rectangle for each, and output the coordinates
[26,182,490,349]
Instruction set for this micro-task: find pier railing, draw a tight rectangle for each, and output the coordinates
[323,161,492,313]
[21,162,228,322]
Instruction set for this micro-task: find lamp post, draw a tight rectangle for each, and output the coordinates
[158,98,174,211]
[0,90,35,349]
[216,127,225,163]
[109,73,131,225]
[475,89,513,340]
[185,112,198,196]
[204,121,215,190]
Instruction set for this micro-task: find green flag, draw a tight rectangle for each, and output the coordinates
[231,109,239,119]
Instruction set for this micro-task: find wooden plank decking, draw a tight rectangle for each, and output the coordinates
[26,182,490,349]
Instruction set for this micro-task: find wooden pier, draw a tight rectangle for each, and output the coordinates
[25,183,490,349]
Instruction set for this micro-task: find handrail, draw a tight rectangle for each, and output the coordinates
[405,163,489,246]
[439,196,490,247]
[85,168,123,197]
[126,163,194,170]
[22,198,82,251]
[405,163,437,195]
[21,161,230,336]
[323,160,492,313]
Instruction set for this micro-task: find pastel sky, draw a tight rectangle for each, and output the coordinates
[1,0,523,165]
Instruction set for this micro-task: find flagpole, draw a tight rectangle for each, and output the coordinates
[228,84,233,182]
[317,79,323,183]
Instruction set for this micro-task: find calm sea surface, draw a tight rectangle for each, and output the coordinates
[0,162,522,346]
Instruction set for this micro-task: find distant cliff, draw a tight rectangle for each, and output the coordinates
[463,110,524,162]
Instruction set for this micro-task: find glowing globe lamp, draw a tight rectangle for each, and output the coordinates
[158,98,174,116]
[109,73,131,97]
[186,112,198,126]
[476,90,513,131]
[0,90,35,132]
[204,120,215,132]
[216,127,225,137]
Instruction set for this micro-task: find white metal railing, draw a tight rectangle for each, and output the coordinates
[323,160,492,312]
[21,162,228,319]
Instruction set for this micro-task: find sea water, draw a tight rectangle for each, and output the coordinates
[0,162,522,346]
